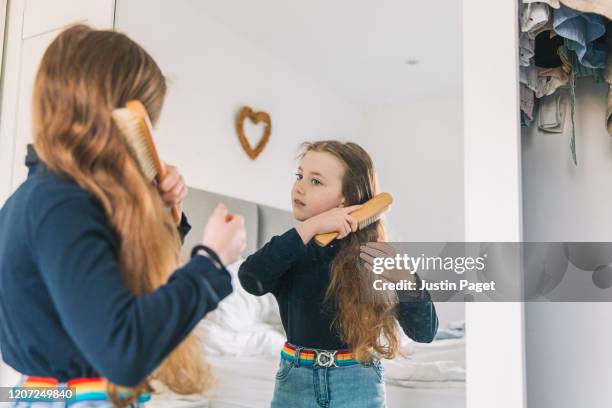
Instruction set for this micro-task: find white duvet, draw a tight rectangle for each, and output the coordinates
[196,260,466,387]
[383,338,465,387]
[196,259,286,357]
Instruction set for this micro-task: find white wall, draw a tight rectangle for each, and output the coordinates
[116,0,466,329]
[355,97,464,243]
[115,0,362,212]
[115,0,467,242]
[522,80,612,407]
[522,80,612,241]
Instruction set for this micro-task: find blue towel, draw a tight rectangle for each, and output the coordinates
[554,5,607,69]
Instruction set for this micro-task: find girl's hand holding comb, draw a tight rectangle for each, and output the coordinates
[296,205,362,244]
[158,163,188,215]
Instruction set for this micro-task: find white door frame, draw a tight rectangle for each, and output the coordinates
[0,0,25,206]
[464,1,527,408]
[0,0,7,78]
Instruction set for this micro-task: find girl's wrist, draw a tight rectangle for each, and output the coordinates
[296,219,316,244]
[194,249,211,260]
[191,244,223,269]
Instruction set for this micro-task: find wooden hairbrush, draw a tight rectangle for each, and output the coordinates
[314,192,393,247]
[111,100,181,225]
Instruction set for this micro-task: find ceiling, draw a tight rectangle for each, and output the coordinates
[196,0,463,109]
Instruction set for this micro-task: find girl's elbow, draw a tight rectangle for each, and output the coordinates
[412,330,436,343]
[421,316,440,343]
[96,358,151,388]
[402,320,438,343]
[420,332,436,343]
[237,268,266,296]
[106,371,145,388]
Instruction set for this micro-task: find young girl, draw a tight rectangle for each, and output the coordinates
[0,25,246,407]
[238,141,438,407]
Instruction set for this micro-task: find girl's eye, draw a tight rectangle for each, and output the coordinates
[295,173,303,180]
[311,178,322,186]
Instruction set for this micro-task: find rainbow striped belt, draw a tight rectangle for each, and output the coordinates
[19,376,151,405]
[281,342,359,367]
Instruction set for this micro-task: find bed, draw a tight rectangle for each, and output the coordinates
[152,187,466,408]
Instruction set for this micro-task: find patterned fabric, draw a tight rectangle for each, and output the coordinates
[7,375,149,407]
[280,342,359,367]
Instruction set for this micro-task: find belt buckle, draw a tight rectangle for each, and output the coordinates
[315,350,338,367]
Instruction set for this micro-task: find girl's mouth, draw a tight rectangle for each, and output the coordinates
[293,198,306,207]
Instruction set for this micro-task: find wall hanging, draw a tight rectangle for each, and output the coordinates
[235,106,272,160]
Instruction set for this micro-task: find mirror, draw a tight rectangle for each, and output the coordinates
[116,1,465,406]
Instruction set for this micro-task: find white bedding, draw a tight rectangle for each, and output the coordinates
[196,259,286,359]
[384,338,465,387]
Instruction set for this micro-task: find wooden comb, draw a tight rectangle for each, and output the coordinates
[111,100,181,225]
[313,192,393,247]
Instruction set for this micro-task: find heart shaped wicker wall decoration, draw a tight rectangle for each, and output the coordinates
[235,106,272,160]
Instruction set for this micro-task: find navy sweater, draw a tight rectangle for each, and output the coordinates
[0,145,232,386]
[238,228,438,351]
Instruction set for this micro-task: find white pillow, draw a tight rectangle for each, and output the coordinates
[197,258,286,357]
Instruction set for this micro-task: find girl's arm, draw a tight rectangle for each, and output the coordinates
[238,228,307,296]
[31,192,232,387]
[238,206,361,296]
[396,273,439,343]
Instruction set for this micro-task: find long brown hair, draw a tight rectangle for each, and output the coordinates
[299,141,401,362]
[32,25,212,405]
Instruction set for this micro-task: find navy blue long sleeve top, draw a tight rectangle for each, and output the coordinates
[0,145,232,387]
[238,228,438,351]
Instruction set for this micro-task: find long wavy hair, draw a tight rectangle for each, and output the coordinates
[32,25,212,406]
[299,141,401,362]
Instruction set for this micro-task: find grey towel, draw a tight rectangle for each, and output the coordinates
[538,89,568,133]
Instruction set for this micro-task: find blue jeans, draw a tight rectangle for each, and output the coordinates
[271,358,386,408]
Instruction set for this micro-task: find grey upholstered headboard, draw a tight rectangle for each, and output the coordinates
[180,187,296,261]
